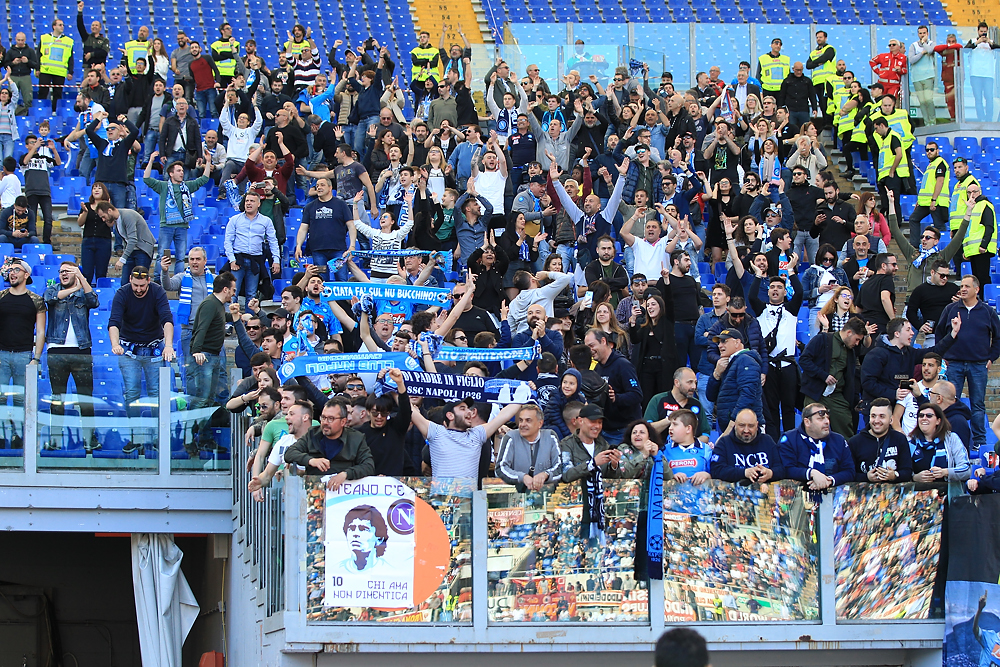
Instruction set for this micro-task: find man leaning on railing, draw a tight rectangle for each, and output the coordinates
[284,396,375,490]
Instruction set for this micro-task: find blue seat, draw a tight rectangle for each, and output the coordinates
[22,243,52,254]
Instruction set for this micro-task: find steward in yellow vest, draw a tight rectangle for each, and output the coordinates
[908,141,951,247]
[210,23,240,84]
[38,19,74,111]
[757,39,789,93]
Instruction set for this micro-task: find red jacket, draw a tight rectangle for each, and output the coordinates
[239,154,295,194]
[869,52,907,95]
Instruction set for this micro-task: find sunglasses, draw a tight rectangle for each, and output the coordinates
[371,408,390,416]
[805,409,829,419]
[346,384,365,391]
[922,234,938,241]
[729,312,745,319]
[454,335,468,342]
[632,280,647,285]
[246,325,261,330]
[918,412,936,419]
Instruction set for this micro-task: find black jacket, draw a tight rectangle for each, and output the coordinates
[584,259,629,295]
[778,74,818,113]
[284,425,375,478]
[860,333,955,404]
[87,119,140,184]
[159,114,202,161]
[785,181,823,232]
[2,45,38,77]
[265,122,309,161]
[311,120,339,164]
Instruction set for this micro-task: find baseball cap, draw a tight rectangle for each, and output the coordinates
[528,174,546,185]
[680,131,695,139]
[634,144,649,153]
[272,307,292,319]
[579,404,605,420]
[8,259,33,284]
[713,328,745,344]
[444,396,477,414]
[766,204,781,216]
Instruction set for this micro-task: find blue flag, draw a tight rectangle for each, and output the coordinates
[276,352,421,382]
[647,449,665,579]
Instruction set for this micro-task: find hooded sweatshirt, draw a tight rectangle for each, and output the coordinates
[707,348,765,429]
[847,429,914,482]
[860,332,955,403]
[542,368,586,441]
[710,431,786,482]
[594,350,644,431]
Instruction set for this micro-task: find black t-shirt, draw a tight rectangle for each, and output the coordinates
[454,307,500,338]
[859,273,895,326]
[670,274,704,322]
[21,150,56,196]
[0,290,44,352]
[82,203,113,239]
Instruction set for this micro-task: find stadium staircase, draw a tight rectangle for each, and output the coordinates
[941,0,998,28]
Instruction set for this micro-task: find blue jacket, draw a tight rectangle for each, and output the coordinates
[615,143,663,205]
[749,192,793,231]
[448,141,484,189]
[44,284,99,349]
[707,348,764,428]
[860,332,955,403]
[508,329,563,381]
[349,67,385,120]
[659,177,702,223]
[542,368,585,441]
[935,299,1000,363]
[595,349,643,431]
[705,314,766,368]
[710,431,786,482]
[454,192,493,267]
[778,424,856,487]
[800,264,849,309]
[694,310,724,375]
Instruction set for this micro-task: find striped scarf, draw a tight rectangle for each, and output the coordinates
[177,269,214,324]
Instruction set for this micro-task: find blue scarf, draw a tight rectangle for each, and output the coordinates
[646,449,665,579]
[320,281,453,310]
[374,370,536,403]
[434,342,541,363]
[177,269,214,324]
[276,351,421,382]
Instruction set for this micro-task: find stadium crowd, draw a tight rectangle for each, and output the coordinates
[0,13,998,531]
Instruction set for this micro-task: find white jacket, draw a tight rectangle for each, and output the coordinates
[220,106,263,162]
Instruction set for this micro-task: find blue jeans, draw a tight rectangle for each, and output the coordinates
[81,236,113,284]
[195,88,218,119]
[970,76,995,123]
[946,360,988,447]
[188,350,225,415]
[340,125,356,156]
[355,116,379,162]
[232,263,260,301]
[674,321,701,370]
[311,249,350,281]
[807,306,822,339]
[106,182,129,209]
[0,350,31,407]
[623,244,635,277]
[143,129,160,163]
[697,373,716,429]
[794,231,818,265]
[118,352,161,444]
[121,249,152,286]
[154,226,189,283]
[79,151,96,183]
[0,134,14,163]
[555,244,576,275]
[602,426,624,445]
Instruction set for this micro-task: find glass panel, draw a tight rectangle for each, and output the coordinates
[507,23,567,45]
[817,25,874,86]
[633,24,691,90]
[0,376,25,470]
[834,484,945,621]
[306,477,474,624]
[565,44,620,89]
[956,26,1000,123]
[501,44,562,94]
[170,346,232,472]
[486,480,647,624]
[926,27,963,124]
[38,351,158,470]
[694,24,751,88]
[663,481,820,622]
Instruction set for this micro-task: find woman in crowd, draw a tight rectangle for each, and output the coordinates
[540,253,575,312]
[227,366,281,413]
[497,211,542,302]
[815,285,858,334]
[468,244,508,316]
[857,191,890,244]
[349,191,415,281]
[592,301,630,356]
[628,293,677,400]
[702,176,738,264]
[149,39,171,81]
[606,419,668,581]
[78,182,113,283]
[909,403,971,483]
[801,243,850,337]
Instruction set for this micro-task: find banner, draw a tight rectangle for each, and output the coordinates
[379,370,536,403]
[833,484,943,620]
[434,343,540,363]
[944,495,1000,667]
[277,351,422,382]
[320,281,452,308]
[323,477,417,609]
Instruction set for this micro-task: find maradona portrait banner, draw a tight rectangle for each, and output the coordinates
[324,477,417,609]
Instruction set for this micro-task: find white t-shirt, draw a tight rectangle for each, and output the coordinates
[267,432,298,468]
[426,422,488,479]
[0,173,22,208]
[899,380,929,436]
[475,170,506,215]
[629,236,671,281]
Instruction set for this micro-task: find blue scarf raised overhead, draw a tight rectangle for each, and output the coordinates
[646,448,665,579]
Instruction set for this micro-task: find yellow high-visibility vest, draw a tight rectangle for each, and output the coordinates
[808,45,836,86]
[211,39,241,77]
[40,33,73,78]
[757,53,790,92]
[875,131,910,180]
[917,156,950,207]
[950,174,980,231]
[962,198,997,257]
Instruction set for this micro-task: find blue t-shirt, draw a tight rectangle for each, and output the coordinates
[664,442,711,476]
[978,628,1000,666]
[302,296,343,336]
[377,300,411,327]
[321,436,344,462]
